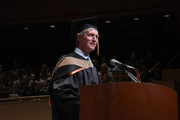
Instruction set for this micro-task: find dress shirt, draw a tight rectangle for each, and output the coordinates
[74,47,90,61]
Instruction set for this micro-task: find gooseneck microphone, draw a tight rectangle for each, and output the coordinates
[110,59,141,83]
[110,59,135,69]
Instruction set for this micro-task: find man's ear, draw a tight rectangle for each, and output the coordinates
[76,35,81,46]
[77,35,81,40]
[77,35,82,43]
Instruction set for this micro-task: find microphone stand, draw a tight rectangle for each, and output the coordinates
[124,69,140,83]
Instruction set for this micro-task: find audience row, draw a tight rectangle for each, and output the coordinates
[0,51,179,98]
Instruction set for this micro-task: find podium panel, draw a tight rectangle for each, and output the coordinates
[80,82,178,120]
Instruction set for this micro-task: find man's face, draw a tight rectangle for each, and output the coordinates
[78,28,99,55]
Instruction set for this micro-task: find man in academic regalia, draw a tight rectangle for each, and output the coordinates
[49,17,102,120]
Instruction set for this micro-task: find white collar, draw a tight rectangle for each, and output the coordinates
[74,47,90,60]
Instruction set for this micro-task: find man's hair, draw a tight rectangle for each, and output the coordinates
[76,30,85,47]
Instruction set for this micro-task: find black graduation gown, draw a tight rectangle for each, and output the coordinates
[49,52,101,120]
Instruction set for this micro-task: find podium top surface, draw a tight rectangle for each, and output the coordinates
[81,81,177,93]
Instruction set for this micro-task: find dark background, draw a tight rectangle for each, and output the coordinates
[0,0,180,69]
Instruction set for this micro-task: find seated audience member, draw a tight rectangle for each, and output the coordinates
[39,64,51,81]
[99,63,113,83]
[22,65,35,86]
[92,59,100,72]
[12,73,21,95]
[39,64,51,94]
[30,79,41,96]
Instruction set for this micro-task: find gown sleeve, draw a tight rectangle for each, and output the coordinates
[50,64,83,120]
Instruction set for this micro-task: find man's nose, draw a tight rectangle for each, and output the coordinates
[92,36,98,41]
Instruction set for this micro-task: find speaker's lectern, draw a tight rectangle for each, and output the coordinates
[80,82,178,120]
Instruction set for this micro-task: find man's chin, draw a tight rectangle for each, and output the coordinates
[89,47,95,52]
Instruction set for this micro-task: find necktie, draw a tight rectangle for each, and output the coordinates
[87,56,90,61]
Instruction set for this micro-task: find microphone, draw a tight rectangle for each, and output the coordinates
[110,59,135,69]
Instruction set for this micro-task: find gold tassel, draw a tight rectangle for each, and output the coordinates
[96,40,99,56]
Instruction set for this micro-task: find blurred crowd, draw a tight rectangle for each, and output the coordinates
[0,51,179,98]
[0,63,52,98]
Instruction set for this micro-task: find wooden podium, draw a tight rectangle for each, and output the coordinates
[80,82,178,120]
